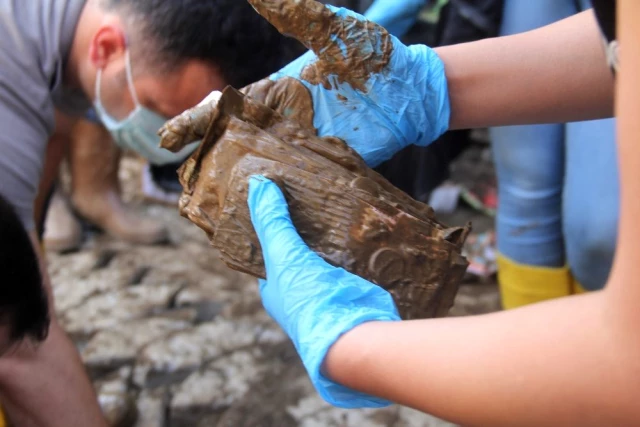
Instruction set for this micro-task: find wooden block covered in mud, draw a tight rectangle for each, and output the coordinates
[175,87,470,320]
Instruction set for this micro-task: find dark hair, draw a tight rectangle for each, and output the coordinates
[0,196,49,343]
[102,0,305,88]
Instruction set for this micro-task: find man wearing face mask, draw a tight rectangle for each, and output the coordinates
[0,0,301,424]
[92,49,203,164]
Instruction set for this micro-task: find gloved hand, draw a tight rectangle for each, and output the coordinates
[247,175,401,408]
[364,0,427,38]
[159,0,450,168]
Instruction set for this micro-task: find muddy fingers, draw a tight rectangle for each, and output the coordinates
[159,102,217,152]
[161,0,394,153]
[247,0,393,92]
[242,78,316,129]
[246,0,332,52]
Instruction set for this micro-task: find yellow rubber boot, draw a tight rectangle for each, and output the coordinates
[497,254,572,309]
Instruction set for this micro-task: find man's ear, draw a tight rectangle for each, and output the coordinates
[89,24,127,69]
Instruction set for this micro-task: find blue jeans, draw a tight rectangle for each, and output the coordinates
[490,0,619,290]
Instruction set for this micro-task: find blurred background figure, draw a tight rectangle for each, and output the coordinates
[43,112,168,252]
[43,0,305,252]
[490,0,618,308]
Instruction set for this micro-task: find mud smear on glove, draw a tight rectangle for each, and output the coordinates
[159,0,394,153]
[174,87,470,320]
[160,77,316,152]
[241,78,316,131]
[247,0,393,92]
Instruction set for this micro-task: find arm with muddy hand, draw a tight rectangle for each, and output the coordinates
[160,2,613,159]
[159,0,450,168]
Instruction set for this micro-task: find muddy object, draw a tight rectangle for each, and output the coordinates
[170,87,470,320]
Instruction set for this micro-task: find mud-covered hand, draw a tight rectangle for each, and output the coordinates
[160,0,449,168]
[247,175,401,408]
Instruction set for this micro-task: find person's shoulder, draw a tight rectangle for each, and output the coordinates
[0,1,90,126]
[0,3,56,97]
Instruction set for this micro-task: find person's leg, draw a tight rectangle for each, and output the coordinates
[490,0,582,309]
[491,124,570,308]
[35,112,75,239]
[559,0,616,292]
[563,118,618,291]
[69,118,168,245]
[42,188,83,252]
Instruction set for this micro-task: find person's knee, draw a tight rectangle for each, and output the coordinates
[491,127,565,266]
[495,171,563,244]
[491,126,564,196]
[565,214,617,290]
[563,119,618,290]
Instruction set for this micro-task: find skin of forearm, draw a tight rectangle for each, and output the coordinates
[612,0,640,293]
[607,0,640,339]
[325,291,640,426]
[437,10,615,130]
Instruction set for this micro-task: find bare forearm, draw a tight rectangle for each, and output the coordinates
[437,10,614,129]
[325,292,640,426]
[0,234,110,427]
[612,0,640,291]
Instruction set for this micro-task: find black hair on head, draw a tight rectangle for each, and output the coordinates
[102,0,305,87]
[0,195,49,343]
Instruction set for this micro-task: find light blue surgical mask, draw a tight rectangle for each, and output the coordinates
[94,50,199,165]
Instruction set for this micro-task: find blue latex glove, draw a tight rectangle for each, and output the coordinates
[160,0,449,167]
[364,0,428,37]
[247,175,401,408]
